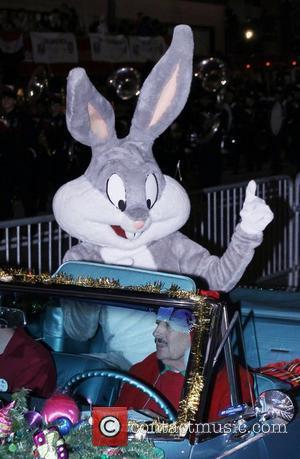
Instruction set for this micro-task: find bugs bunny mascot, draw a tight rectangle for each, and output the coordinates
[53,26,273,365]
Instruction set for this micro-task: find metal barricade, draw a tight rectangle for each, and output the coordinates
[293,173,300,287]
[0,175,298,286]
[0,215,76,274]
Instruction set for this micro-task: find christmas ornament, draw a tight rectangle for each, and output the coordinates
[24,410,43,428]
[0,401,14,438]
[53,416,73,436]
[32,426,68,459]
[42,393,79,425]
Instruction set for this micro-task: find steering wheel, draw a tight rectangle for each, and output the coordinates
[62,369,177,422]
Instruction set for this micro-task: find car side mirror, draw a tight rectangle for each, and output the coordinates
[255,390,295,425]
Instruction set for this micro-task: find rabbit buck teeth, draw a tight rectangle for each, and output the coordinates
[125,231,140,240]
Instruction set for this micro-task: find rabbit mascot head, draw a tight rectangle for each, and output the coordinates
[53,25,193,251]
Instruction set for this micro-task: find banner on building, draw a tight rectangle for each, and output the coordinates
[89,34,167,62]
[128,36,167,62]
[89,34,129,62]
[30,32,78,63]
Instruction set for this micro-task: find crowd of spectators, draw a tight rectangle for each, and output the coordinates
[0,86,90,220]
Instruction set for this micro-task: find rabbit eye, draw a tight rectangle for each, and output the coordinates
[145,174,158,209]
[106,174,126,211]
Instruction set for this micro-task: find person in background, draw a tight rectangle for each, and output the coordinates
[0,86,18,219]
[0,307,56,397]
[43,94,72,195]
[0,85,38,218]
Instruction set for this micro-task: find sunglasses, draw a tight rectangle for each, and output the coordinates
[157,307,195,334]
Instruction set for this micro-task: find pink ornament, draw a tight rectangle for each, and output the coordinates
[41,393,79,425]
[0,401,15,438]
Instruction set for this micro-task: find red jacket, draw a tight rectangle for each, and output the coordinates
[0,327,56,397]
[116,352,253,421]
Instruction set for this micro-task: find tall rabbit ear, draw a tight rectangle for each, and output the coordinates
[129,25,193,143]
[66,68,117,147]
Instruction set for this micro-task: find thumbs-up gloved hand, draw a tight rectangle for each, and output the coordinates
[240,180,274,235]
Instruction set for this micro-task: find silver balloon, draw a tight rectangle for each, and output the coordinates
[27,66,49,102]
[189,112,221,146]
[195,58,227,93]
[108,67,141,100]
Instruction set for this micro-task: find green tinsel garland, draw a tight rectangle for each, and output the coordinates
[65,421,164,458]
[0,390,34,458]
[0,390,164,459]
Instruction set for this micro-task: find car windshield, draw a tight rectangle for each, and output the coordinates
[0,270,211,424]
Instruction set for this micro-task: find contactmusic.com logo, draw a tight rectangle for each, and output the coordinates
[92,407,128,446]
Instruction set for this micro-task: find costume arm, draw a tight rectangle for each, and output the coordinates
[62,242,104,264]
[61,245,102,341]
[173,179,273,292]
[173,225,262,292]
[62,299,101,341]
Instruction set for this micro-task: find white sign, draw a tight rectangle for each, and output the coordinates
[89,34,167,63]
[89,34,129,62]
[30,32,78,63]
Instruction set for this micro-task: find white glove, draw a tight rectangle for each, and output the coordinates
[240,180,274,235]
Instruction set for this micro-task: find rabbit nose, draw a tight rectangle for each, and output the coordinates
[133,220,145,230]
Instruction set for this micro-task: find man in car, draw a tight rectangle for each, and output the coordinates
[0,307,56,397]
[116,307,192,414]
[116,307,253,420]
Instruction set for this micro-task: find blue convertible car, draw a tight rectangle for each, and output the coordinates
[0,261,299,458]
